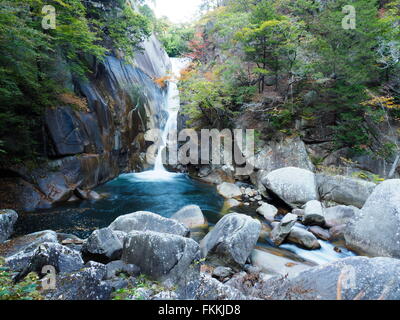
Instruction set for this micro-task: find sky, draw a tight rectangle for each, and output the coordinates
[151,0,202,23]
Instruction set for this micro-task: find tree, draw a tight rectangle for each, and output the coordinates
[236,1,303,93]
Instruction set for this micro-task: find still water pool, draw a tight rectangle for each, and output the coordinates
[14,172,224,238]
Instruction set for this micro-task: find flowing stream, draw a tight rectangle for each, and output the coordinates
[14,57,356,276]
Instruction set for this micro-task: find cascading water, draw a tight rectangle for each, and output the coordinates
[131,57,189,180]
[153,58,188,172]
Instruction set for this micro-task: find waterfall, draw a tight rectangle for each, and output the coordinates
[153,57,190,172]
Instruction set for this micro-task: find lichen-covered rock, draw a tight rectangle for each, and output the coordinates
[200,213,261,269]
[12,242,84,282]
[46,265,112,300]
[262,257,400,300]
[122,230,200,282]
[82,228,123,263]
[0,209,18,243]
[109,211,189,237]
[171,205,207,229]
[2,230,58,270]
[345,179,400,258]
[195,273,247,300]
[262,167,318,207]
[270,213,298,246]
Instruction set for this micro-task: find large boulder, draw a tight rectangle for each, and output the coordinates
[270,213,297,246]
[13,242,84,282]
[316,174,376,208]
[45,264,112,300]
[171,205,207,229]
[262,167,318,207]
[256,203,278,222]
[2,230,59,270]
[345,179,400,258]
[303,200,326,227]
[82,228,123,263]
[262,257,400,300]
[122,230,200,282]
[216,182,242,199]
[0,209,18,243]
[323,205,359,227]
[286,227,321,250]
[200,213,261,269]
[109,211,189,237]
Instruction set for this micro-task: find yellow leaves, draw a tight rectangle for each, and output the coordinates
[361,95,400,109]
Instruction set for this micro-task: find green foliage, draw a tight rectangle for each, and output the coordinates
[0,257,43,300]
[0,0,151,164]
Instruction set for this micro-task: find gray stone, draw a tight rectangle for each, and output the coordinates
[171,205,207,229]
[316,174,376,208]
[12,242,84,282]
[345,179,400,257]
[0,209,18,243]
[122,230,200,282]
[262,257,400,300]
[287,227,321,250]
[3,230,59,270]
[200,213,261,269]
[84,261,107,281]
[109,211,189,237]
[303,200,326,227]
[82,228,123,262]
[256,203,278,222]
[195,273,247,300]
[152,291,179,300]
[262,167,318,207]
[270,213,298,246]
[216,182,242,199]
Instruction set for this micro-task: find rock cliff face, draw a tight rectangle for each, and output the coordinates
[0,35,171,211]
